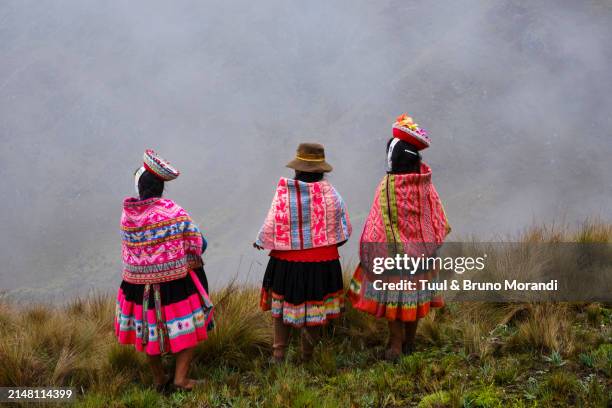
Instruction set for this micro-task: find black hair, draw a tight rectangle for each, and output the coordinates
[295,170,324,183]
[386,138,421,174]
[137,169,164,200]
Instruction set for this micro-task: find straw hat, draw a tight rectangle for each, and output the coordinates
[286,143,333,173]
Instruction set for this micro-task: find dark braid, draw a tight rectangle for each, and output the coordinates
[137,169,164,200]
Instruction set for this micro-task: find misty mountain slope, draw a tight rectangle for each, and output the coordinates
[0,0,611,298]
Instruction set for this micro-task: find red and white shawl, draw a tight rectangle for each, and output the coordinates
[359,163,450,270]
[256,178,352,250]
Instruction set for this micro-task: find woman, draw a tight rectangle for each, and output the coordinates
[348,114,451,361]
[254,143,352,363]
[115,149,214,391]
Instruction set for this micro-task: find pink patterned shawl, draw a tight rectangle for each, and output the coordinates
[256,178,352,250]
[359,163,450,268]
[121,197,203,284]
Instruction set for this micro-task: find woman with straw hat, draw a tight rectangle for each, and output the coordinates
[254,143,352,363]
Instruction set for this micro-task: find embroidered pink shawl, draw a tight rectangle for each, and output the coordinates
[360,163,450,261]
[121,197,203,284]
[256,178,352,250]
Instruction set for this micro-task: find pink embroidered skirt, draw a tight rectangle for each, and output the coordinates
[115,268,214,355]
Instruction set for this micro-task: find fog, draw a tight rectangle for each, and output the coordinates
[1,0,611,299]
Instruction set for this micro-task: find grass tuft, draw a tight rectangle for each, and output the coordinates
[417,390,451,408]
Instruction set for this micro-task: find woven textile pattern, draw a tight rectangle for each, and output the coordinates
[360,162,449,250]
[121,197,203,284]
[256,178,351,250]
[348,162,450,322]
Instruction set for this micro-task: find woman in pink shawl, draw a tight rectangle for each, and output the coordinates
[348,115,451,361]
[115,150,214,391]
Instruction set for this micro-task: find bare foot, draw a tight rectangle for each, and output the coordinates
[384,347,401,362]
[173,378,204,391]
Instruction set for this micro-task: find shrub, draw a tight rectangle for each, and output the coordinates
[507,304,574,354]
[591,343,612,377]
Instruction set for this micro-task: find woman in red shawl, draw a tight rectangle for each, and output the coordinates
[348,114,451,361]
[254,143,352,363]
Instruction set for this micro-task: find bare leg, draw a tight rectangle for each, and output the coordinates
[147,354,167,385]
[384,320,404,361]
[301,326,320,361]
[174,347,197,389]
[272,317,290,362]
[403,320,418,354]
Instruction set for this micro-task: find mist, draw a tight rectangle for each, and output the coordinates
[1,0,611,299]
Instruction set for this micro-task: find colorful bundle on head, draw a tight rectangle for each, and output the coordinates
[392,113,431,150]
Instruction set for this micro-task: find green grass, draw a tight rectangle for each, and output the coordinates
[0,222,611,407]
[0,297,609,407]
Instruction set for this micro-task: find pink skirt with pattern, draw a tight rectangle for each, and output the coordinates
[114,269,214,355]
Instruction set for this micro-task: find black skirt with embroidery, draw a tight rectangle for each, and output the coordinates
[260,257,344,327]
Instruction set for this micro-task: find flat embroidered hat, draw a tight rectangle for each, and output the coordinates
[142,149,180,181]
[286,142,333,173]
[392,113,431,150]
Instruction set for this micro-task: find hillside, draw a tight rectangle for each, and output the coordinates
[0,222,610,407]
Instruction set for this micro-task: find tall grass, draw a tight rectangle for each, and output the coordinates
[0,221,610,407]
[196,281,271,368]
